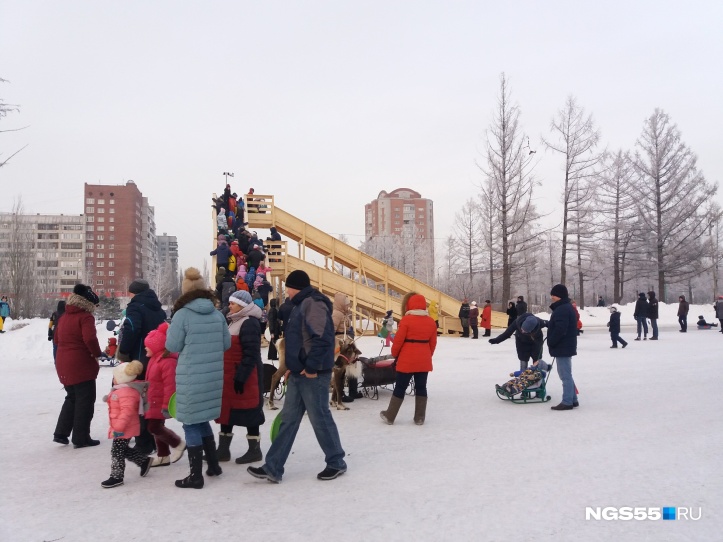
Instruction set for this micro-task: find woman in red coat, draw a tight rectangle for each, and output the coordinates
[481,300,493,337]
[53,284,103,448]
[380,292,437,426]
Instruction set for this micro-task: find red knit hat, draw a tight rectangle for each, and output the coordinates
[144,322,169,354]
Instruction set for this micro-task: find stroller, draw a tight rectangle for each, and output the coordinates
[495,358,555,404]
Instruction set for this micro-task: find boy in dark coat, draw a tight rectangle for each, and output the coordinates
[677,295,689,332]
[607,307,627,348]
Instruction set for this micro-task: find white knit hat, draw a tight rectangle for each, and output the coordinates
[113,360,143,384]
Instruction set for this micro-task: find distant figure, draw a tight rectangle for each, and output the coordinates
[506,302,516,327]
[515,295,528,316]
[677,295,689,333]
[458,299,470,338]
[633,292,649,341]
[0,295,9,333]
[468,301,479,339]
[481,300,492,337]
[697,315,718,329]
[647,291,659,340]
[607,307,628,348]
[597,295,605,307]
[428,301,440,331]
[714,296,723,333]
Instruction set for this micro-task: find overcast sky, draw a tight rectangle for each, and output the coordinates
[2,1,721,273]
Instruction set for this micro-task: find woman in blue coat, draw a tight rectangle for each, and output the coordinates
[166,268,231,489]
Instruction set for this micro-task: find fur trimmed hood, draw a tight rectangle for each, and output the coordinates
[65,293,96,314]
[172,289,218,315]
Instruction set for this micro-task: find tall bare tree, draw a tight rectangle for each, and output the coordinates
[452,198,483,279]
[0,199,38,317]
[631,109,717,300]
[483,73,538,304]
[595,150,637,303]
[543,96,602,288]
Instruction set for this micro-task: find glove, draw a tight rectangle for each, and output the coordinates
[233,379,244,395]
[48,336,53,341]
[112,431,124,438]
[488,338,499,344]
[162,408,171,419]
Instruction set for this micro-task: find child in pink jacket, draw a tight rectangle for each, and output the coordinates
[101,360,152,488]
[144,323,185,467]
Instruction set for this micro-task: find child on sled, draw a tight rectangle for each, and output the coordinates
[495,359,551,398]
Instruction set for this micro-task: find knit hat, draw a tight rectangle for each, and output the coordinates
[73,283,99,305]
[550,284,568,299]
[386,310,393,316]
[521,316,538,333]
[609,306,618,313]
[144,322,169,355]
[470,301,477,306]
[113,360,143,384]
[128,279,150,294]
[181,267,206,294]
[229,290,253,307]
[285,270,311,290]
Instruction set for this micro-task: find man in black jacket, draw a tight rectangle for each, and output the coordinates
[547,284,579,411]
[489,313,548,371]
[516,295,528,316]
[633,292,649,340]
[117,279,167,453]
[458,300,470,337]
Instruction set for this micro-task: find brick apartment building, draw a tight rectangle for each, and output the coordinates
[83,181,145,297]
[365,188,434,241]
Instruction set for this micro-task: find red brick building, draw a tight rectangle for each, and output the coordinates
[83,181,144,297]
[365,188,434,241]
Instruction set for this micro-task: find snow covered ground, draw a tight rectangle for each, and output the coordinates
[0,302,721,541]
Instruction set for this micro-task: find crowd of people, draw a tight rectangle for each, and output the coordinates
[16,184,721,485]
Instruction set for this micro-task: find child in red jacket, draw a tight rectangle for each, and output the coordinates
[101,360,152,488]
[144,323,185,467]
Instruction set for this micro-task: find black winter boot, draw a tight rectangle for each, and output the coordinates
[235,435,263,464]
[175,446,204,489]
[202,435,223,476]
[216,432,233,462]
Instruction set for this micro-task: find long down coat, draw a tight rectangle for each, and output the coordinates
[166,290,231,425]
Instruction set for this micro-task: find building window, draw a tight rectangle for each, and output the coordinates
[97,226,104,231]
[97,199,105,204]
[97,208,104,213]
[97,253,104,259]
[96,262,104,268]
[86,216,94,222]
[109,235,115,241]
[87,252,94,258]
[109,199,115,205]
[109,217,114,223]
[108,262,114,268]
[108,253,114,259]
[87,225,94,232]
[86,243,94,250]
[86,207,94,213]
[109,208,115,213]
[97,235,104,240]
[86,198,95,204]
[108,271,114,277]
[97,217,104,223]
[96,280,104,285]
[109,226,114,231]
[109,244,114,249]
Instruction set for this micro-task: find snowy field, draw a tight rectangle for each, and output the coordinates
[0,302,721,542]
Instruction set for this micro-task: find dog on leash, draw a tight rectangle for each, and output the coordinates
[330,337,362,410]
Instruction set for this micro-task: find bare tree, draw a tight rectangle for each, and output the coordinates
[0,78,28,168]
[595,150,638,303]
[631,109,717,300]
[543,96,602,288]
[452,198,483,279]
[483,73,538,304]
[479,178,500,303]
[0,199,37,317]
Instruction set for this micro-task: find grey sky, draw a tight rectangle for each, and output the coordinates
[2,1,721,272]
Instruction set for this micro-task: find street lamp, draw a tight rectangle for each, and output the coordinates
[223,172,234,185]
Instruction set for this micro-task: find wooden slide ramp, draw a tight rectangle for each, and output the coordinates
[240,194,507,334]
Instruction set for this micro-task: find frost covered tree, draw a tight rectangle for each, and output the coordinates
[483,74,538,305]
[543,96,602,297]
[595,150,637,303]
[452,198,483,279]
[0,78,27,168]
[631,109,717,301]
